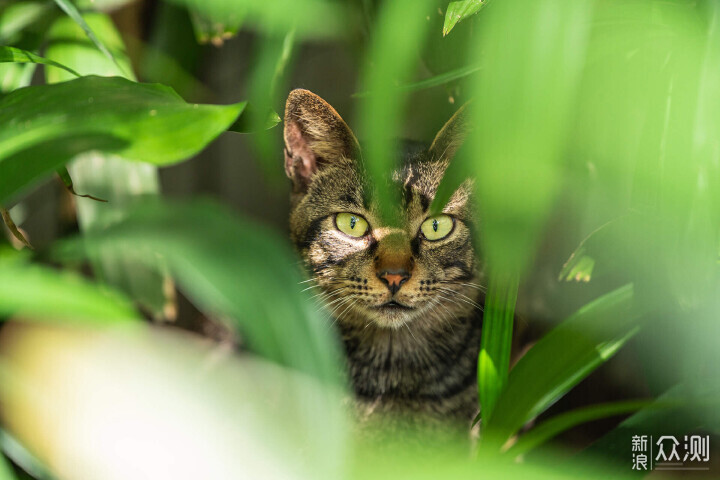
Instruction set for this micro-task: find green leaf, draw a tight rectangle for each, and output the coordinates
[581,381,720,467]
[0,257,139,324]
[483,284,641,445]
[506,399,658,457]
[51,0,125,75]
[53,199,343,384]
[0,45,80,77]
[0,1,53,44]
[45,12,171,321]
[443,0,487,36]
[357,0,437,224]
[477,273,518,421]
[0,75,246,203]
[463,0,592,275]
[0,452,16,480]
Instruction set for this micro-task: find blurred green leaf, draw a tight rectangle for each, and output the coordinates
[357,0,437,224]
[53,199,344,384]
[51,0,124,75]
[353,64,482,98]
[483,285,641,446]
[582,381,720,468]
[0,45,79,77]
[443,0,486,36]
[466,0,592,275]
[0,257,139,324]
[0,1,53,44]
[0,452,16,480]
[0,325,347,480]
[189,8,243,45]
[165,0,354,39]
[507,399,657,458]
[477,273,518,421]
[0,75,246,202]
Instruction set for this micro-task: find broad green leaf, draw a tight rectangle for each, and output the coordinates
[506,399,658,458]
[477,273,518,421]
[443,0,486,36]
[0,75,246,202]
[52,0,125,74]
[483,285,641,445]
[0,45,80,77]
[45,12,170,321]
[52,199,344,384]
[0,257,139,324]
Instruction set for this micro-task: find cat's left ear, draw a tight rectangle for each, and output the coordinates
[283,89,359,193]
[428,103,471,161]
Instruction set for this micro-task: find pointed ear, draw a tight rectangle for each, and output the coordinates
[283,89,359,192]
[428,103,471,161]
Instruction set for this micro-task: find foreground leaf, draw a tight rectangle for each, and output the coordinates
[0,258,139,324]
[53,199,343,384]
[0,75,245,202]
[483,285,641,445]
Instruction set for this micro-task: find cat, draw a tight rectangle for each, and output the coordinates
[283,89,484,426]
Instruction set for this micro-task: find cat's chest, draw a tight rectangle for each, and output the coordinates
[340,314,482,402]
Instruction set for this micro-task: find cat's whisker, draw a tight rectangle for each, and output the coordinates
[436,287,483,311]
[326,296,357,329]
[402,322,421,347]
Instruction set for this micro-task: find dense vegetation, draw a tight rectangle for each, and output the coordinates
[0,0,718,478]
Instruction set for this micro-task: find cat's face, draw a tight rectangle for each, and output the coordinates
[284,90,480,329]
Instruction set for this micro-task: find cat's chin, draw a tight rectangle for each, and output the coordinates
[368,302,417,329]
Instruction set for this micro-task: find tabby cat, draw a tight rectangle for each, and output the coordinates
[283,89,483,425]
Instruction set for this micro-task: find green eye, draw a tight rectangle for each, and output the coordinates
[336,213,369,238]
[420,215,454,241]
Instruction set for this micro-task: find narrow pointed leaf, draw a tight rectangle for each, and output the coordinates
[483,285,642,445]
[0,45,80,77]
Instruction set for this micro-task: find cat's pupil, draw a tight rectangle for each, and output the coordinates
[350,216,357,229]
[433,219,438,232]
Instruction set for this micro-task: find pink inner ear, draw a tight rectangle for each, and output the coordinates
[285,122,317,181]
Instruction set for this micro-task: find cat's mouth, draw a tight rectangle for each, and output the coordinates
[375,300,413,311]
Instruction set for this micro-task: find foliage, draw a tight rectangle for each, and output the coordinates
[0,0,718,478]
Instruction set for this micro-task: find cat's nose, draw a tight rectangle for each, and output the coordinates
[378,269,410,295]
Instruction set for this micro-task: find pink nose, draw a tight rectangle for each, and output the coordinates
[379,270,410,295]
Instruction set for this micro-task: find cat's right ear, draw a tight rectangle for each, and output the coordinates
[283,89,359,193]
